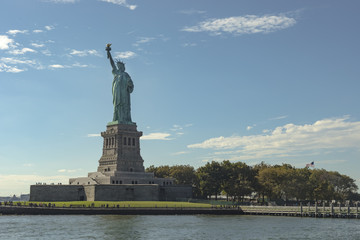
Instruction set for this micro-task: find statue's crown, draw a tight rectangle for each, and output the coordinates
[115,59,125,65]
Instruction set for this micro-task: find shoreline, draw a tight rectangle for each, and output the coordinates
[1,205,360,218]
[0,206,243,215]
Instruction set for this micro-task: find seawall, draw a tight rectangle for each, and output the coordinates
[0,206,243,215]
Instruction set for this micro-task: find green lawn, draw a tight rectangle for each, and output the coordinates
[18,201,212,208]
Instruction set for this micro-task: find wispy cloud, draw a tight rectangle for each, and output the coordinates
[188,116,360,161]
[99,0,137,10]
[141,132,172,140]
[49,64,65,69]
[41,49,52,56]
[31,43,45,48]
[172,151,189,156]
[0,35,14,50]
[114,51,136,59]
[1,57,35,65]
[87,133,101,137]
[69,49,101,57]
[0,57,43,70]
[269,115,288,120]
[170,123,192,136]
[0,63,24,73]
[6,29,28,36]
[8,47,36,55]
[182,43,197,47]
[179,9,206,15]
[33,29,44,33]
[72,62,88,68]
[182,14,296,35]
[133,37,155,47]
[57,169,78,173]
[171,124,183,132]
[45,25,55,31]
[48,63,89,69]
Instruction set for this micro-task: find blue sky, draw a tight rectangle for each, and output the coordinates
[0,0,359,196]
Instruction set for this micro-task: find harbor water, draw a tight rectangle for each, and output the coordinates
[1,215,360,239]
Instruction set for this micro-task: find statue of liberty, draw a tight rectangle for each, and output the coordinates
[106,44,134,124]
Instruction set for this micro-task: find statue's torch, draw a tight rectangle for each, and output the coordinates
[106,43,112,59]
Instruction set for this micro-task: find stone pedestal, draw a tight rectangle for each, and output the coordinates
[98,123,144,173]
[68,123,175,187]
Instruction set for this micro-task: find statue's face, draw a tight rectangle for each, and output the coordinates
[117,62,125,71]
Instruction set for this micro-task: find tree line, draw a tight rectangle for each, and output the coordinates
[146,161,359,204]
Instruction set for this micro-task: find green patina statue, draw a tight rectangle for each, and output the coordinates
[106,44,134,125]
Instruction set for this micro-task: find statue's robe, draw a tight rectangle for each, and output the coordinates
[112,69,134,124]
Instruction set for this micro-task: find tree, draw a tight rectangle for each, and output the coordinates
[169,165,196,185]
[252,162,271,204]
[146,165,170,178]
[291,168,312,201]
[196,161,224,199]
[256,164,296,203]
[221,161,254,202]
[309,169,336,201]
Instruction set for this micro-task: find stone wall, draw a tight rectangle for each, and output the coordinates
[30,185,85,201]
[160,185,193,201]
[92,185,159,201]
[30,184,192,202]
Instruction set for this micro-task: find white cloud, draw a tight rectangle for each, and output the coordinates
[57,169,78,173]
[141,132,172,140]
[188,116,360,160]
[133,37,155,47]
[6,29,28,35]
[182,43,197,47]
[8,47,36,55]
[115,51,136,59]
[1,57,34,65]
[49,64,65,69]
[172,151,189,156]
[170,123,192,136]
[45,25,55,31]
[69,49,100,57]
[179,9,206,15]
[100,0,137,10]
[47,63,88,69]
[246,126,253,131]
[33,29,44,33]
[171,124,183,131]
[182,14,296,35]
[41,49,52,56]
[0,35,14,50]
[1,57,44,71]
[31,43,45,48]
[72,62,88,68]
[0,63,24,73]
[87,133,101,137]
[269,115,288,120]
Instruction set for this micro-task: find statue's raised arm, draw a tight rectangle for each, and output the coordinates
[106,43,116,72]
